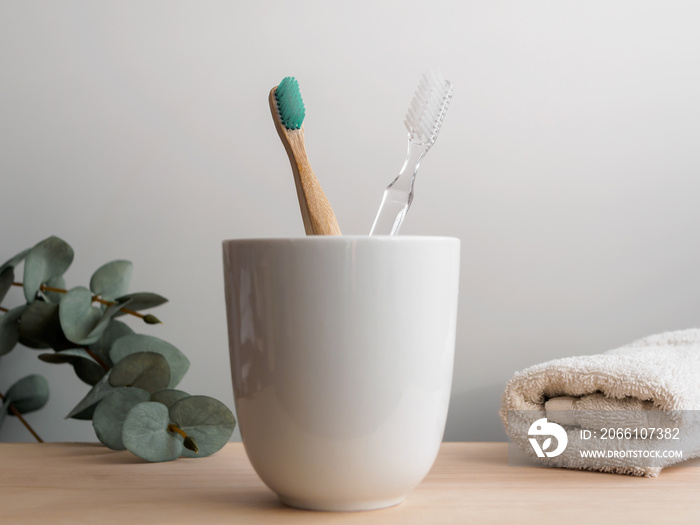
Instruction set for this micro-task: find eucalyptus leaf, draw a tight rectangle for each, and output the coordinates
[0,267,13,304]
[38,349,105,385]
[78,298,131,346]
[0,248,30,273]
[150,389,189,408]
[59,286,131,345]
[109,351,170,393]
[23,236,74,302]
[73,358,108,386]
[169,396,236,458]
[122,402,183,462]
[113,292,168,317]
[58,286,102,344]
[38,348,97,364]
[66,372,117,420]
[88,319,134,367]
[92,388,150,450]
[4,374,49,414]
[90,260,133,300]
[18,300,73,350]
[42,275,66,304]
[17,336,49,350]
[110,335,189,389]
[0,305,27,356]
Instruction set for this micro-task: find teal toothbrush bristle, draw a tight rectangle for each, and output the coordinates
[275,76,305,130]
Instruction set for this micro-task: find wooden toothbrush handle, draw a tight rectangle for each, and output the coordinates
[291,153,342,236]
[281,128,341,236]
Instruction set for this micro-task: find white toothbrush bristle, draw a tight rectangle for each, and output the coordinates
[404,71,453,146]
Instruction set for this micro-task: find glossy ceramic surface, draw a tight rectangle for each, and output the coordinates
[222,236,460,511]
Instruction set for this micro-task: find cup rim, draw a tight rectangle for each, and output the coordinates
[222,235,460,246]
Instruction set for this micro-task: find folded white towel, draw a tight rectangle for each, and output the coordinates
[499,328,700,476]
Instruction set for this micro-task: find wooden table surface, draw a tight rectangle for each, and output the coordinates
[1,442,699,524]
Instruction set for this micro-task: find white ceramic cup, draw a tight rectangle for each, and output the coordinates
[222,236,460,511]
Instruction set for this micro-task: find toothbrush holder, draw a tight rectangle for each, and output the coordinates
[222,236,460,511]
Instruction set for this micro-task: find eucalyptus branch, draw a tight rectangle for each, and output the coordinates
[0,237,234,462]
[0,392,43,443]
[91,296,162,325]
[10,282,161,324]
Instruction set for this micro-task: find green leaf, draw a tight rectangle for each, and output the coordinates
[113,292,168,317]
[92,388,150,450]
[0,267,13,304]
[169,396,236,458]
[90,260,133,300]
[142,314,162,325]
[0,305,28,356]
[23,236,74,302]
[150,389,189,408]
[38,348,105,386]
[122,402,183,462]
[17,336,48,350]
[42,275,66,304]
[87,320,134,367]
[66,372,117,420]
[0,248,30,273]
[109,351,170,393]
[58,286,102,344]
[73,358,107,386]
[18,301,73,350]
[110,335,189,389]
[39,348,97,364]
[59,286,130,345]
[4,374,50,414]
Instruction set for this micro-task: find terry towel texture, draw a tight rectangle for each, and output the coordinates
[500,328,700,477]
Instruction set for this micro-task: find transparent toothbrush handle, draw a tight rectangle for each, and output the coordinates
[369,140,427,236]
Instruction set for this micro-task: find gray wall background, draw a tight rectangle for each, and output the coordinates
[2,1,700,443]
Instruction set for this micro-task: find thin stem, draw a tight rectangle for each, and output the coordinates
[91,296,146,320]
[0,392,44,443]
[11,282,156,323]
[39,285,67,295]
[83,347,110,372]
[168,424,187,439]
[168,424,198,453]
[0,306,7,313]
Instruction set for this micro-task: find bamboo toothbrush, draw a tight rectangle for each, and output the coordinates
[369,71,453,235]
[269,77,341,236]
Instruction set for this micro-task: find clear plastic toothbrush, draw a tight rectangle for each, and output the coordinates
[369,71,453,236]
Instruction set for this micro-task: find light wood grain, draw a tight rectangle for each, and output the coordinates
[269,87,342,236]
[0,442,699,524]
